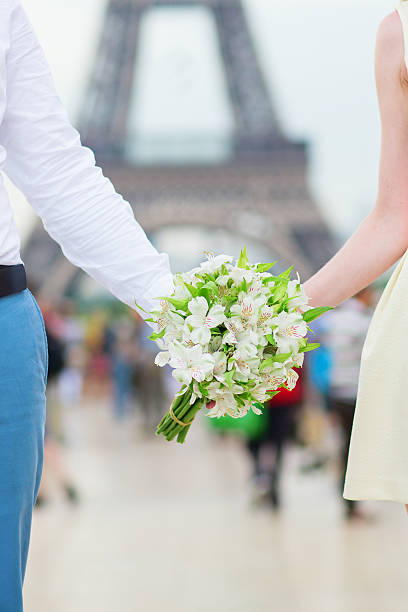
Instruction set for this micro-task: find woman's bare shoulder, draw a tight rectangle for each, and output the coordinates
[376,10,406,81]
[377,10,404,57]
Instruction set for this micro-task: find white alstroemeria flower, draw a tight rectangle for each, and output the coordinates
[261,367,288,391]
[206,387,246,419]
[287,274,310,311]
[290,351,305,369]
[223,320,260,353]
[230,295,263,327]
[236,402,252,418]
[206,402,230,419]
[223,318,244,345]
[186,296,226,345]
[272,311,308,353]
[151,298,171,318]
[209,335,222,352]
[151,299,173,332]
[286,368,299,391]
[206,380,222,397]
[173,283,192,301]
[247,277,270,299]
[232,349,260,382]
[215,275,230,287]
[154,351,171,367]
[257,304,275,334]
[179,272,200,289]
[228,267,256,287]
[181,325,199,349]
[235,338,259,360]
[251,403,263,416]
[199,254,233,275]
[213,351,227,377]
[169,342,214,385]
[207,380,243,399]
[252,384,270,405]
[155,337,167,352]
[162,312,186,344]
[190,381,204,404]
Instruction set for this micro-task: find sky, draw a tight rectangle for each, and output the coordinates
[11,0,395,243]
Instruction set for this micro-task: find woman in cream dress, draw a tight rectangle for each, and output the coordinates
[303,1,408,510]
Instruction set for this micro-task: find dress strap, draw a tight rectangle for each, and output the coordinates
[396,1,408,70]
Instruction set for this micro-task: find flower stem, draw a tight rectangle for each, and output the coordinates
[156,387,192,438]
[176,400,204,443]
[156,387,204,443]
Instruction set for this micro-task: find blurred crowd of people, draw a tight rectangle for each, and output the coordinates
[31,295,171,507]
[31,285,379,522]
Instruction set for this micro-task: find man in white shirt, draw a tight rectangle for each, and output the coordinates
[0,3,173,610]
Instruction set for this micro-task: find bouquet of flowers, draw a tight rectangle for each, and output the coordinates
[141,249,331,444]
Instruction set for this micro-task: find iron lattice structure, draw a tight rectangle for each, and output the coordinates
[24,0,335,299]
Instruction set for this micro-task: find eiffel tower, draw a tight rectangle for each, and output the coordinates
[23,0,335,299]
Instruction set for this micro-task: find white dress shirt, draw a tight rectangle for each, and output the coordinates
[0,0,174,315]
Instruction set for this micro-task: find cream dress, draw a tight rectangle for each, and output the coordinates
[343,2,408,504]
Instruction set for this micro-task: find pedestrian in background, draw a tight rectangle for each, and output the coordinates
[323,288,375,520]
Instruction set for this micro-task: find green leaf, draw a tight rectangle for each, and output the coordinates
[148,328,166,341]
[302,306,333,323]
[238,391,251,402]
[263,345,275,355]
[210,328,223,336]
[224,368,236,390]
[277,299,289,313]
[273,352,292,363]
[272,280,289,303]
[201,273,216,283]
[238,380,255,388]
[134,299,151,315]
[263,275,280,284]
[197,289,211,304]
[198,383,209,397]
[266,334,276,345]
[256,262,277,273]
[201,280,219,293]
[165,297,190,311]
[235,394,246,407]
[259,352,292,372]
[265,390,280,400]
[237,246,249,269]
[253,401,264,413]
[184,283,199,298]
[280,266,294,279]
[299,342,320,353]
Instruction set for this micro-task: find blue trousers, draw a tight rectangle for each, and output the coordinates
[0,289,47,611]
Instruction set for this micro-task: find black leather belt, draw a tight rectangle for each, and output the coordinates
[0,264,27,298]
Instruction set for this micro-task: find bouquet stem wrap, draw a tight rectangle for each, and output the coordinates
[157,387,204,443]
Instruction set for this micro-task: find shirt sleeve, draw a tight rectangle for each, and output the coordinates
[0,1,174,317]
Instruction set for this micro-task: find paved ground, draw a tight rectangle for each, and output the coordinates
[24,400,408,612]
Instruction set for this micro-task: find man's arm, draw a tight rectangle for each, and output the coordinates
[0,1,173,316]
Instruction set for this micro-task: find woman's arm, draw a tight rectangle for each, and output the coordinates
[304,11,408,308]
[0,2,173,317]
